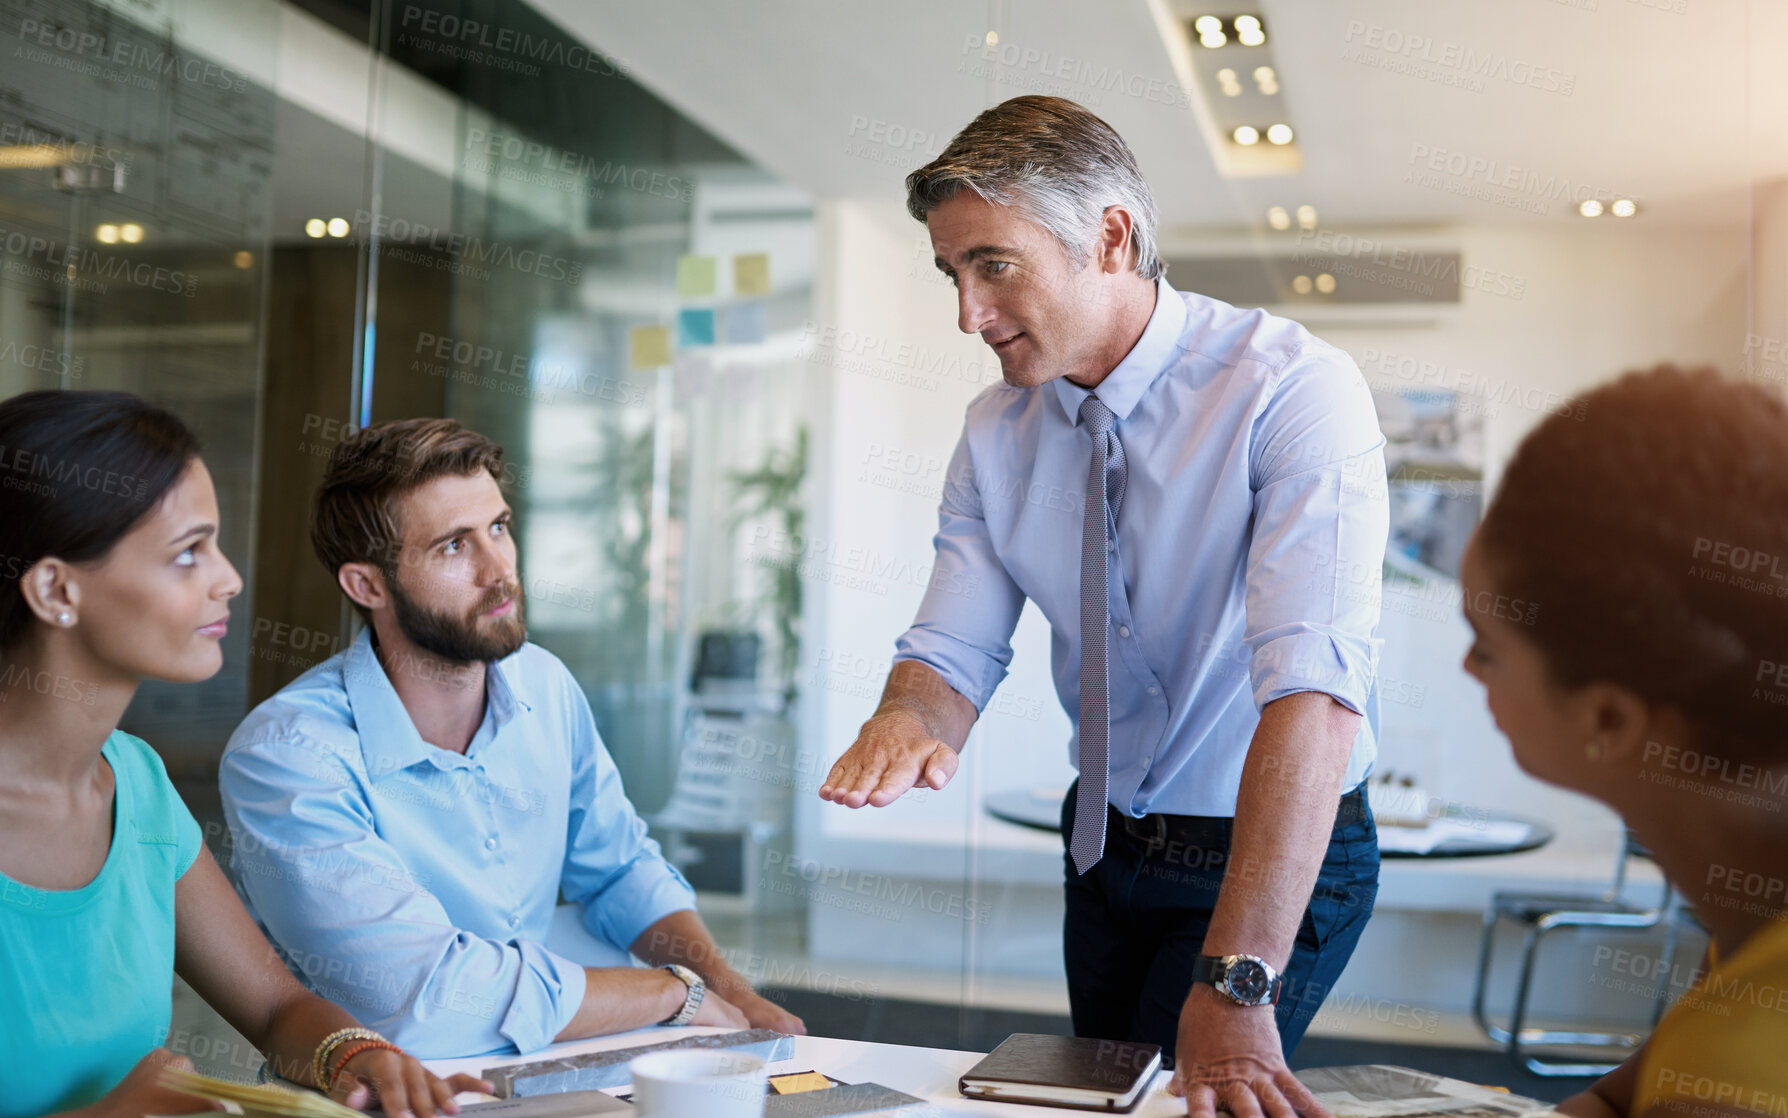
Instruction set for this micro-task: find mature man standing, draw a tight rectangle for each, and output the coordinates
[819,97,1387,1116]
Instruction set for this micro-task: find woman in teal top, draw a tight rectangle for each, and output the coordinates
[0,391,488,1118]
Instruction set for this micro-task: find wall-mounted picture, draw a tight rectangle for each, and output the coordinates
[1371,387,1484,580]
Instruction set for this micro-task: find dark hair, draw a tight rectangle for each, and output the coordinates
[0,390,202,651]
[905,95,1162,280]
[310,418,506,621]
[1477,365,1788,761]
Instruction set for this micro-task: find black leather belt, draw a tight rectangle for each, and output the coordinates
[1116,784,1368,857]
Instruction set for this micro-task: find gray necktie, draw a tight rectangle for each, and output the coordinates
[1072,395,1126,875]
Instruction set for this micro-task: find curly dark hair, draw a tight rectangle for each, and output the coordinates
[1476,364,1788,761]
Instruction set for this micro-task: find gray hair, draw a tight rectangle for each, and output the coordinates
[905,96,1163,281]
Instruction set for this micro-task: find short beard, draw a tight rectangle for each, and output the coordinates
[386,569,527,665]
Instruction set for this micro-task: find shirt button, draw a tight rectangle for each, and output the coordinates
[1106,538,1115,551]
[1118,626,1131,639]
[509,915,521,929]
[485,837,499,851]
[1148,685,1159,696]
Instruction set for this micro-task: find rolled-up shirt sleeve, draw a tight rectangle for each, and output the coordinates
[221,738,586,1057]
[1242,345,1388,715]
[892,426,1028,711]
[560,687,697,952]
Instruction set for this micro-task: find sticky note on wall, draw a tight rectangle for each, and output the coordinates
[733,252,771,295]
[725,301,766,344]
[630,325,672,369]
[676,255,717,297]
[677,307,716,347]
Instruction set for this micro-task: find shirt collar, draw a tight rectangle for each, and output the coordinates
[1050,277,1188,425]
[341,627,528,780]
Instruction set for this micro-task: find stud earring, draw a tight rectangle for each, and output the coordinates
[57,611,71,626]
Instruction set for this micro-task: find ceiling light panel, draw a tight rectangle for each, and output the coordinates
[1180,8,1300,177]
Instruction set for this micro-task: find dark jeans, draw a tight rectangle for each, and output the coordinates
[1061,780,1379,1064]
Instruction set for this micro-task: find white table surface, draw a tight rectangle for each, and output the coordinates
[424,1025,1185,1117]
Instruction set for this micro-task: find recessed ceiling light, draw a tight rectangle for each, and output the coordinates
[1265,123,1294,145]
[1292,274,1313,295]
[327,217,350,238]
[119,223,143,244]
[1217,67,1242,96]
[1200,29,1228,47]
[1232,125,1260,146]
[1253,65,1277,91]
[1315,273,1336,294]
[1579,199,1604,218]
[1611,198,1638,217]
[1235,15,1266,46]
[233,251,254,269]
[1296,204,1318,229]
[985,30,998,46]
[96,223,120,244]
[305,218,327,238]
[1267,206,1290,231]
[1194,16,1223,34]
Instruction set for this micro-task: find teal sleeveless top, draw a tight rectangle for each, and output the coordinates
[0,731,203,1117]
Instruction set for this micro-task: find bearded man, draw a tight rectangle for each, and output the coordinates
[220,419,803,1058]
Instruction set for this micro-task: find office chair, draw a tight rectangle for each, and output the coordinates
[1471,829,1688,1076]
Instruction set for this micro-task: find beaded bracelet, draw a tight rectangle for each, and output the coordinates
[329,1040,403,1089]
[312,1027,385,1090]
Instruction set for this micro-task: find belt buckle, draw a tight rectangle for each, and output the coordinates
[1127,812,1167,855]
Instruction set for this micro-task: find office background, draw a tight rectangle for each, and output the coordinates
[1,0,1782,1084]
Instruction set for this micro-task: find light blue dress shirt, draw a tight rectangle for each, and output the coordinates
[219,630,696,1057]
[895,279,1388,817]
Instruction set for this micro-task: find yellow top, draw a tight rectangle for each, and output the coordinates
[1635,911,1788,1116]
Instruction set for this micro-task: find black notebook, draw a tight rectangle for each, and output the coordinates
[958,1033,1162,1112]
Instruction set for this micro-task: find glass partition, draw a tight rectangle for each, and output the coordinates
[1,0,280,767]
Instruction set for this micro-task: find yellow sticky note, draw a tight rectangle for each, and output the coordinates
[734,252,771,295]
[676,255,717,297]
[769,1072,834,1095]
[630,325,672,370]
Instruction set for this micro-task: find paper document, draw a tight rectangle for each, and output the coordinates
[1375,818,1531,855]
[1298,1064,1562,1118]
[153,1067,361,1118]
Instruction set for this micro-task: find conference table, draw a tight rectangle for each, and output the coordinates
[425,1024,1187,1116]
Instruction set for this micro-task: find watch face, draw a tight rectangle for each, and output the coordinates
[1225,959,1271,1003]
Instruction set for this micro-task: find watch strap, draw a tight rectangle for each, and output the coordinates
[661,964,705,1025]
[1190,955,1222,986]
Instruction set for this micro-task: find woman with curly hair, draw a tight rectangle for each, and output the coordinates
[1461,365,1788,1117]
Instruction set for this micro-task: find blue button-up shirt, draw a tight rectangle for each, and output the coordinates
[218,631,696,1057]
[895,279,1388,817]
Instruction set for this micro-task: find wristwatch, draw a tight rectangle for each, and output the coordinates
[660,964,706,1025]
[1191,953,1283,1007]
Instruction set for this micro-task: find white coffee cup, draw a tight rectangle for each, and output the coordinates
[628,1050,768,1118]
